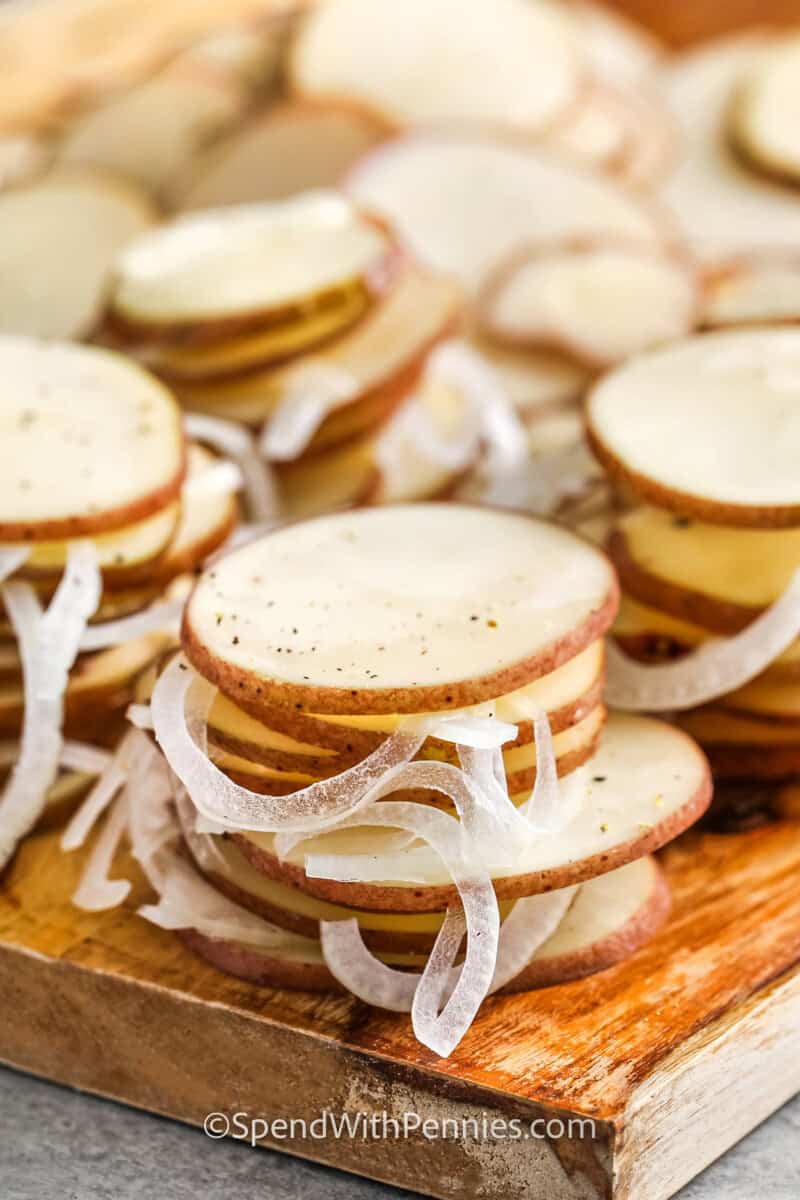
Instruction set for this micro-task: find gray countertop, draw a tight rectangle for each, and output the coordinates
[1,1065,798,1200]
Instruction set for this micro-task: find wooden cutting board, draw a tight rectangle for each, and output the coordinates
[2,820,800,1200]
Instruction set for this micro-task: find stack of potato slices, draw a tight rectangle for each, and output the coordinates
[101,191,470,517]
[0,335,240,867]
[77,503,710,1056]
[587,327,800,811]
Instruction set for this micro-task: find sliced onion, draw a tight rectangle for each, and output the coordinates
[456,745,535,855]
[313,797,499,1057]
[0,545,29,582]
[260,363,359,462]
[428,714,518,748]
[71,789,132,911]
[184,412,278,522]
[184,460,243,498]
[520,710,561,832]
[320,918,422,1011]
[60,741,113,775]
[61,729,139,851]
[173,779,231,876]
[489,885,577,993]
[606,570,800,711]
[0,542,100,869]
[80,599,182,651]
[126,703,154,730]
[427,339,529,474]
[151,654,425,833]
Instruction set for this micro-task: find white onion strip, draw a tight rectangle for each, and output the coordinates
[427,340,529,474]
[260,363,359,462]
[0,545,29,582]
[71,789,132,912]
[184,460,243,499]
[320,919,421,1012]
[126,703,154,730]
[79,600,182,651]
[60,741,113,775]
[124,739,310,950]
[606,569,800,711]
[0,542,101,869]
[315,798,499,1057]
[61,729,139,851]
[151,655,425,833]
[184,413,278,523]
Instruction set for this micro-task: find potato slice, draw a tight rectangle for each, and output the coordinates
[614,593,800,682]
[176,103,385,212]
[142,285,370,382]
[0,632,169,737]
[274,434,379,520]
[290,0,580,136]
[0,168,154,339]
[656,34,800,258]
[609,506,800,632]
[205,640,606,764]
[179,854,670,991]
[702,254,800,327]
[175,269,461,425]
[677,708,800,779]
[232,713,710,909]
[502,854,670,992]
[58,68,245,197]
[0,337,185,541]
[587,329,800,526]
[346,131,665,295]
[183,503,618,715]
[481,240,698,369]
[730,34,800,186]
[108,192,393,336]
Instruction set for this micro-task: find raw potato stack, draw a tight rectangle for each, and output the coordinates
[126,503,710,1052]
[588,327,800,818]
[0,336,239,860]
[103,191,469,517]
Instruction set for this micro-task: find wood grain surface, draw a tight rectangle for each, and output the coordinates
[2,820,800,1199]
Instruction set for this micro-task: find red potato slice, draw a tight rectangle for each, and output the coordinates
[204,640,606,764]
[702,253,800,327]
[175,103,386,213]
[0,632,170,738]
[107,191,394,338]
[345,131,667,297]
[209,705,606,799]
[58,68,246,198]
[0,337,185,541]
[185,806,668,979]
[140,286,371,383]
[677,708,800,780]
[480,240,698,370]
[655,34,800,260]
[290,0,581,137]
[608,506,800,633]
[613,593,800,683]
[173,269,461,425]
[729,34,800,187]
[720,677,800,724]
[0,168,155,339]
[501,853,670,992]
[587,328,800,527]
[182,503,618,716]
[232,712,711,910]
[274,433,379,521]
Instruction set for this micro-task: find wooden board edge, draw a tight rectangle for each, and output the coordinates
[0,940,615,1200]
[614,964,800,1199]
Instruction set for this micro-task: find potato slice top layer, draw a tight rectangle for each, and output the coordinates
[0,336,184,538]
[111,191,390,327]
[588,328,800,523]
[184,503,616,711]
